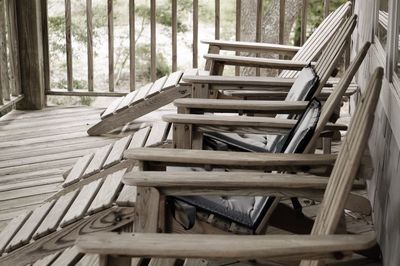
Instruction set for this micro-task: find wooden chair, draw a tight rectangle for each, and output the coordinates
[0,122,170,265]
[76,67,384,266]
[0,43,372,266]
[0,167,135,266]
[167,15,358,151]
[88,3,353,136]
[60,122,171,192]
[118,41,372,236]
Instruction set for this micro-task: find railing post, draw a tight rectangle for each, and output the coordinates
[15,0,46,109]
[300,0,307,45]
[41,0,50,93]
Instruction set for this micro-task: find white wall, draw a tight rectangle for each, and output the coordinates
[353,0,400,264]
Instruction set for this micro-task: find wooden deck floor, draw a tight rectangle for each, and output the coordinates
[0,106,118,231]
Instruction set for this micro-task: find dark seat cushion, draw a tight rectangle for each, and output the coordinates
[176,99,322,230]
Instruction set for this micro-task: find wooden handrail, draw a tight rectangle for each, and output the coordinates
[32,0,329,97]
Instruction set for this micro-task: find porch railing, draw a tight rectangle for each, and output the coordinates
[42,0,338,98]
[0,0,23,114]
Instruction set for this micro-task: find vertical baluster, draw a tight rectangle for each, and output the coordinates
[65,0,73,91]
[6,0,20,96]
[324,0,330,18]
[172,0,177,72]
[108,0,114,92]
[279,0,285,45]
[129,0,135,91]
[193,0,198,68]
[87,0,93,91]
[0,0,10,101]
[235,0,241,76]
[215,0,220,40]
[41,0,50,93]
[150,0,156,81]
[256,0,262,76]
[300,0,307,45]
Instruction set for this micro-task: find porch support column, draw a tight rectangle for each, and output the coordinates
[15,0,46,109]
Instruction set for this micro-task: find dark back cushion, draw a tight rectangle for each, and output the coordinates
[278,98,322,153]
[267,65,319,152]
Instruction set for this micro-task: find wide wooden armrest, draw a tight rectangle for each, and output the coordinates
[227,86,357,98]
[124,148,336,167]
[124,172,327,188]
[174,99,308,114]
[204,54,315,70]
[202,39,301,55]
[163,114,295,129]
[181,75,295,87]
[123,171,328,197]
[163,114,347,132]
[76,232,376,260]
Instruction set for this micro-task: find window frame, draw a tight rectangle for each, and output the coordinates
[386,0,399,82]
[375,0,400,82]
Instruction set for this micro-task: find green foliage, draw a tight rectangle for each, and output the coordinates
[135,44,170,83]
[80,96,95,106]
[135,0,191,33]
[292,0,347,46]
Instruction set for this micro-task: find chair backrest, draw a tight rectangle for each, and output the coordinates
[280,1,352,79]
[267,16,358,152]
[280,14,357,107]
[303,42,371,154]
[310,67,383,242]
[280,99,321,154]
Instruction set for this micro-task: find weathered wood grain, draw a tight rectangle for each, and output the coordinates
[103,135,132,168]
[87,169,126,214]
[0,207,134,266]
[33,190,79,240]
[63,153,94,187]
[60,179,103,227]
[82,144,113,178]
[6,201,55,252]
[0,211,31,254]
[76,232,376,259]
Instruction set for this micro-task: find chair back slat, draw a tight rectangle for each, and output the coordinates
[312,67,383,236]
[280,2,352,78]
[300,68,383,266]
[304,42,371,154]
[312,15,357,97]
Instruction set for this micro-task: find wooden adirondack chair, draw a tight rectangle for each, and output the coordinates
[76,67,383,266]
[0,122,172,266]
[88,2,353,136]
[0,43,372,266]
[167,15,358,151]
[117,41,372,236]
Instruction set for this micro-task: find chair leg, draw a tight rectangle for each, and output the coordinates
[322,137,332,154]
